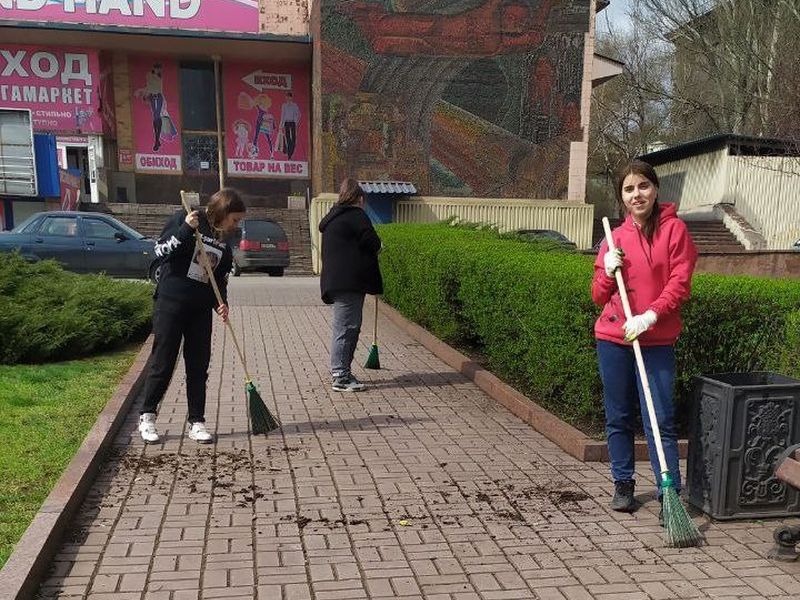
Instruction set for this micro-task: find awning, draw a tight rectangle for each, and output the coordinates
[358,181,417,195]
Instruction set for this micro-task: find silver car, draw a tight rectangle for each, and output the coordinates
[231,218,290,277]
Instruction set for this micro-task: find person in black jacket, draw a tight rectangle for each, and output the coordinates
[319,178,383,392]
[138,188,246,444]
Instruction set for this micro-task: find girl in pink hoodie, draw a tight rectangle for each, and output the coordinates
[592,160,698,520]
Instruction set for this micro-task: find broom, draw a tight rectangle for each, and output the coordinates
[602,217,702,548]
[364,295,380,369]
[180,191,279,434]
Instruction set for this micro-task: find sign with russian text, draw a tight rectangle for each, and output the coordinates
[130,57,182,173]
[223,62,308,179]
[0,45,102,133]
[0,0,258,34]
[118,147,133,166]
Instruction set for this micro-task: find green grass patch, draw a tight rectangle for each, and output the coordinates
[0,348,138,567]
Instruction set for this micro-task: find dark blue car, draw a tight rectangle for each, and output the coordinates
[0,211,159,281]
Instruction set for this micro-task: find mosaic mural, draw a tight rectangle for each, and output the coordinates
[320,0,590,197]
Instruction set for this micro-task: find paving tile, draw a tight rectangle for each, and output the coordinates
[30,278,800,599]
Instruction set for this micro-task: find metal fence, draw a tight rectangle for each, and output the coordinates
[309,195,595,274]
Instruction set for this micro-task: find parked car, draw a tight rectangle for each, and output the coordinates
[515,228,577,250]
[0,211,160,281]
[231,218,290,277]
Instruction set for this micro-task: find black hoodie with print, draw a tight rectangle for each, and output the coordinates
[153,209,233,310]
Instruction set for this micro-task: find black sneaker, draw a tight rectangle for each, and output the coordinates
[610,479,636,512]
[332,374,366,392]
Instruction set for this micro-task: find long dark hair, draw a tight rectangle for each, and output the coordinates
[616,159,660,242]
[205,188,246,232]
[337,178,364,206]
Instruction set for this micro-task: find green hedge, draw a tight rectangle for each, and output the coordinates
[0,253,153,364]
[377,222,800,436]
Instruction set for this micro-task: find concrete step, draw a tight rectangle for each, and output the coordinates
[592,218,746,252]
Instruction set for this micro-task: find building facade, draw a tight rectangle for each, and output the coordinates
[1,0,614,228]
[0,2,311,226]
[313,0,601,200]
[640,134,800,250]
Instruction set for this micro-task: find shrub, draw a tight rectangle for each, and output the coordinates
[0,253,153,364]
[377,222,800,436]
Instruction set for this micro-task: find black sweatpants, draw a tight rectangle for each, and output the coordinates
[140,300,213,423]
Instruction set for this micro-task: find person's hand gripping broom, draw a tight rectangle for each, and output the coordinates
[603,217,701,548]
[180,191,279,434]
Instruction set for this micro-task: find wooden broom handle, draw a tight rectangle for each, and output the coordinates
[373,295,379,345]
[602,217,668,474]
[179,191,251,381]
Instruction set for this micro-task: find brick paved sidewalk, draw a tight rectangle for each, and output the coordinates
[36,277,800,599]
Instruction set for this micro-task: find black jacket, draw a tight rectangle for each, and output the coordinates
[153,210,233,310]
[319,204,383,304]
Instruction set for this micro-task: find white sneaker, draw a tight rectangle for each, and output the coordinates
[189,422,213,444]
[138,413,160,444]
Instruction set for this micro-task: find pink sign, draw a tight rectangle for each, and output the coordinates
[118,148,133,166]
[0,1,258,33]
[130,57,182,173]
[59,169,82,210]
[0,45,102,133]
[223,62,309,179]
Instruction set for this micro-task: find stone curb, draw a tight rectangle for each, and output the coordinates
[378,300,688,463]
[0,337,153,600]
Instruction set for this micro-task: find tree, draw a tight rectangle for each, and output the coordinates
[589,5,672,181]
[637,0,800,140]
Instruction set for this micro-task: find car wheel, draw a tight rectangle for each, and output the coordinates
[232,262,241,277]
[149,261,162,284]
[267,267,284,277]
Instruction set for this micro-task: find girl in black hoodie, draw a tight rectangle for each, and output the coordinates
[319,178,383,391]
[138,188,246,444]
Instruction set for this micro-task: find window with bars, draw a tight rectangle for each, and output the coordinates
[183,134,219,173]
[179,62,221,174]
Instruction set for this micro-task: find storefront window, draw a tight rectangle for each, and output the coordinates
[180,62,217,131]
[183,134,219,173]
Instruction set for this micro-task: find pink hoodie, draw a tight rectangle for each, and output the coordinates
[592,203,698,346]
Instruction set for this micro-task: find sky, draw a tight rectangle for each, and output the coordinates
[598,0,633,34]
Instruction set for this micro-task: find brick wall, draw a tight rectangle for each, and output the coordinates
[696,252,800,279]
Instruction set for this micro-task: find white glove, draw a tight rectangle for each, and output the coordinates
[624,310,658,342]
[603,247,624,277]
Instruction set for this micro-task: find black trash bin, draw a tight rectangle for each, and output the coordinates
[688,372,800,520]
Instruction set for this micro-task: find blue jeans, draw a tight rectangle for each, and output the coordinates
[597,340,681,495]
[330,291,365,378]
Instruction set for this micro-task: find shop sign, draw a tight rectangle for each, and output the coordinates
[130,57,182,174]
[223,62,309,179]
[0,45,102,133]
[0,0,258,34]
[118,148,133,166]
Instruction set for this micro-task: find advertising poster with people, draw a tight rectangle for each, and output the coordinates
[223,63,309,179]
[130,58,182,173]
